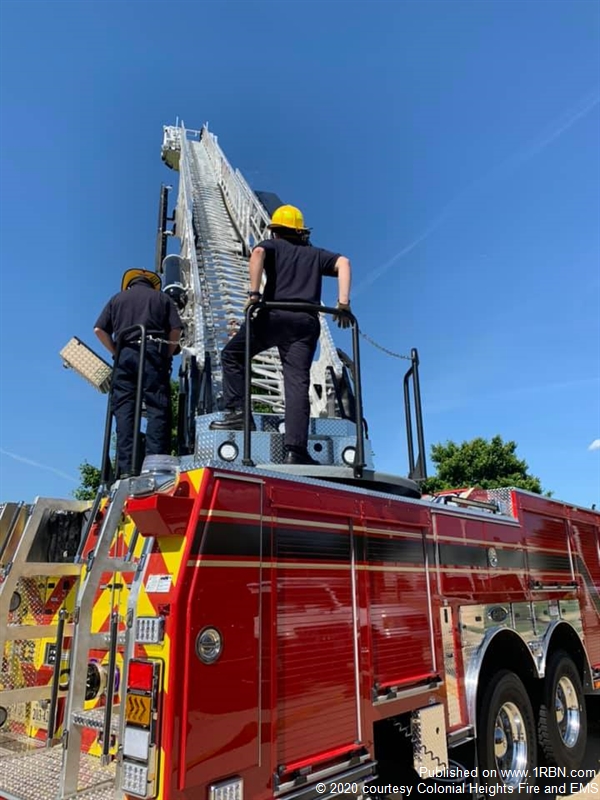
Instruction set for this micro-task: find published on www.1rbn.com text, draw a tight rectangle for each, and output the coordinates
[317,767,599,797]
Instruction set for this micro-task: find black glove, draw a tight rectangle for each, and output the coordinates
[244,292,262,313]
[333,302,352,329]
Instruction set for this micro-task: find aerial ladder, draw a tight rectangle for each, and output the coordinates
[0,121,426,800]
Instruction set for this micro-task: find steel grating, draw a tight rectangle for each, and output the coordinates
[0,733,117,800]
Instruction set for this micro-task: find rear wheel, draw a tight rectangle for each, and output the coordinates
[538,651,587,770]
[477,670,537,788]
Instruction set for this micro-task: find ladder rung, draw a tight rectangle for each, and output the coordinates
[4,622,74,640]
[87,631,127,648]
[0,685,66,705]
[15,562,82,577]
[93,558,137,573]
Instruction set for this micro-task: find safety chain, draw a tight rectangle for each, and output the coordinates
[127,332,411,361]
[359,330,412,361]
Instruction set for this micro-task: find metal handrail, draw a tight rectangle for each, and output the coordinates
[45,608,67,745]
[100,324,147,484]
[242,302,366,478]
[403,348,427,482]
[101,611,119,762]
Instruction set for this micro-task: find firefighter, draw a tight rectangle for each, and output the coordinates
[209,205,352,465]
[94,269,183,477]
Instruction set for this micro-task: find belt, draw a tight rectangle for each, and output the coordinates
[122,335,167,346]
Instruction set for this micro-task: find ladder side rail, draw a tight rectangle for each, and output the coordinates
[187,140,230,368]
[177,130,206,367]
[0,502,25,564]
[187,152,223,369]
[59,480,132,798]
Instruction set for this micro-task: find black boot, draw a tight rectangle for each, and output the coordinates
[209,410,256,431]
[284,447,319,466]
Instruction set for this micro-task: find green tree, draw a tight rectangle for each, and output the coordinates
[74,381,180,500]
[73,461,102,501]
[422,435,548,495]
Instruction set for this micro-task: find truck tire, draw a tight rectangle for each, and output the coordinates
[538,650,587,770]
[477,670,537,787]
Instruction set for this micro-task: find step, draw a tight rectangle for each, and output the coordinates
[71,707,120,733]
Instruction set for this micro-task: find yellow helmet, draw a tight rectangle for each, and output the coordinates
[121,269,162,291]
[268,204,309,232]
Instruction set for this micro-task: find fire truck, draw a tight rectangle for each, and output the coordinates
[0,123,598,800]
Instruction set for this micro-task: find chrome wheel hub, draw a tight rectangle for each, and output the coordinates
[555,676,580,748]
[493,701,528,786]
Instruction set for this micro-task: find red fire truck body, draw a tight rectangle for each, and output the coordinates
[117,465,600,800]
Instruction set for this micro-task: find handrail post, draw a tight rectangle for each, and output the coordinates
[242,305,255,466]
[403,348,427,482]
[349,315,365,479]
[411,348,427,481]
[403,365,416,478]
[240,301,365,475]
[131,324,147,475]
[101,610,119,764]
[46,608,67,745]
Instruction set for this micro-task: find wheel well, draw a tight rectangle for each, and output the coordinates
[475,630,541,718]
[544,622,590,690]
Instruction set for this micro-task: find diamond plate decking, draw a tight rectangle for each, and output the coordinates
[0,732,118,800]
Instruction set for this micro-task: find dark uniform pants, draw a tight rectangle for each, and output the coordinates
[112,343,172,475]
[221,309,320,449]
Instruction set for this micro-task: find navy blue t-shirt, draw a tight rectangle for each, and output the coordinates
[95,283,182,343]
[256,238,340,305]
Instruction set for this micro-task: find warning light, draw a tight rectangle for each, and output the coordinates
[128,660,155,693]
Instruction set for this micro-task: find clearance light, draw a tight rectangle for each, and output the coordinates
[122,761,150,797]
[342,446,356,466]
[135,617,165,644]
[59,337,112,393]
[218,442,239,462]
[209,778,243,800]
[128,660,155,693]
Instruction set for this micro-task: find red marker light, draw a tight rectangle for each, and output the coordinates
[128,660,155,693]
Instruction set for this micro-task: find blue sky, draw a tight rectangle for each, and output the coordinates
[0,0,598,507]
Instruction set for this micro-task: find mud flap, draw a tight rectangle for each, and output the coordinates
[412,704,448,779]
